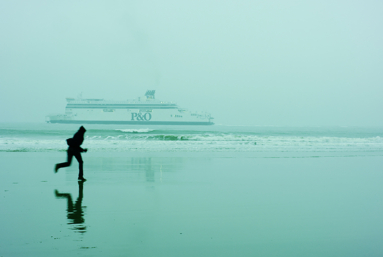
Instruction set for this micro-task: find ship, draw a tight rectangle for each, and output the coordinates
[46,90,214,125]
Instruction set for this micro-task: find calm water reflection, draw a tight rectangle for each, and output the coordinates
[55,181,86,233]
[92,156,187,183]
[130,157,155,182]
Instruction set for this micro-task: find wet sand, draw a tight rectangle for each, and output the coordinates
[1,152,383,256]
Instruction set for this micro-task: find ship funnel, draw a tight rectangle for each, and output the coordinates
[145,90,155,99]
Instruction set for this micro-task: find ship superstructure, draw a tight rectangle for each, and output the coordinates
[46,90,214,125]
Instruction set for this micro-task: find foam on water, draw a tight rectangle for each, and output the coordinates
[1,124,383,153]
[1,134,383,153]
[116,128,155,133]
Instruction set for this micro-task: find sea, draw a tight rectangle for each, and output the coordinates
[1,123,382,155]
[1,123,383,256]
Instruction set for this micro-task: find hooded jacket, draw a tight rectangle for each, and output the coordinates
[66,126,86,152]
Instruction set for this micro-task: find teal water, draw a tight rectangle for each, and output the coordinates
[1,123,383,256]
[1,123,382,153]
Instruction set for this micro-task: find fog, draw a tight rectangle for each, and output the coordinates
[1,0,382,126]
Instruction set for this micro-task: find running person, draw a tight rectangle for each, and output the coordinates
[55,126,88,181]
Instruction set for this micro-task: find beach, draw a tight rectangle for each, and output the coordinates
[1,149,383,256]
[2,0,383,255]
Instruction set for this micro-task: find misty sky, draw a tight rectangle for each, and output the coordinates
[0,0,382,126]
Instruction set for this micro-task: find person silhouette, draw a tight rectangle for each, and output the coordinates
[55,126,88,181]
[55,180,86,233]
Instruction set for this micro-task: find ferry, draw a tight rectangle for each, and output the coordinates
[46,90,214,125]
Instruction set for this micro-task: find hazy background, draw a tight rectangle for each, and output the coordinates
[0,0,382,126]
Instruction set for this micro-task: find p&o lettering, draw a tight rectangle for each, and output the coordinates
[131,113,152,121]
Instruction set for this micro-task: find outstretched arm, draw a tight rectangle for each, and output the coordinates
[79,147,88,152]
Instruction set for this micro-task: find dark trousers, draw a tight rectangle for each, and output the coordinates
[57,147,84,178]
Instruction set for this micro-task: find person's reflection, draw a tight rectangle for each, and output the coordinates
[55,181,86,233]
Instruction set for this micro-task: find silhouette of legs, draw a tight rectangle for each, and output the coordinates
[72,151,84,180]
[55,148,85,180]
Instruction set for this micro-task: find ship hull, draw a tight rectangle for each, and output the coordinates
[47,120,214,125]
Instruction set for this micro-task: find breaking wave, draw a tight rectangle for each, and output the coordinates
[1,124,383,153]
[115,128,155,133]
[1,133,383,153]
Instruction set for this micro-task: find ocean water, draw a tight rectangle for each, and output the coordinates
[1,123,382,154]
[1,123,383,256]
